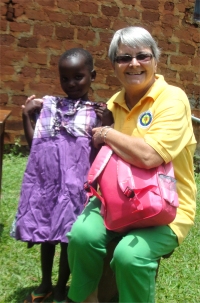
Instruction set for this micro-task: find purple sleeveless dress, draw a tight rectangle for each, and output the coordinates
[15,96,101,244]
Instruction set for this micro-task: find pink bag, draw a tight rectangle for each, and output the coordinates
[84,145,179,233]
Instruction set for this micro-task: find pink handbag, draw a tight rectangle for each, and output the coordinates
[84,145,179,233]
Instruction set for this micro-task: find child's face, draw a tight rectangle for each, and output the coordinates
[59,55,96,100]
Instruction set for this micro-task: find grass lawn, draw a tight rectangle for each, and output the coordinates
[0,154,200,303]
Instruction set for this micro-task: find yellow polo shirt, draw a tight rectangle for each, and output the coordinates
[107,74,196,244]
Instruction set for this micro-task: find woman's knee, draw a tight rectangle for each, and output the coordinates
[112,242,158,280]
[67,217,105,250]
[112,240,135,268]
[67,197,107,247]
[112,234,153,269]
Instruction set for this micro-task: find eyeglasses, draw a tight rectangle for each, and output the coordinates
[114,53,153,64]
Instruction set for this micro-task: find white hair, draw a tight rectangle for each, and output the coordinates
[108,26,161,63]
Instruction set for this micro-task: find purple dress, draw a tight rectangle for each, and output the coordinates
[15,96,101,244]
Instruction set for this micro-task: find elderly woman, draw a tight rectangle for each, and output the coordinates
[67,26,196,303]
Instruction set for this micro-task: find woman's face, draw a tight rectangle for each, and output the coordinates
[113,44,157,94]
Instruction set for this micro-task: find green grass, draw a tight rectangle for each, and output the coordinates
[0,155,61,303]
[0,155,200,302]
[156,173,200,303]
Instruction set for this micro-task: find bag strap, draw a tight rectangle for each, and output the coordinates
[87,145,136,199]
[84,146,109,207]
[117,157,135,196]
[85,145,136,207]
[87,145,113,184]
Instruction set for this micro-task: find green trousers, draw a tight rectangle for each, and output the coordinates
[67,197,178,303]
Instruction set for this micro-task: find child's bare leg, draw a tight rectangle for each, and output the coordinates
[39,242,55,291]
[54,243,70,301]
[82,288,99,303]
[24,243,55,302]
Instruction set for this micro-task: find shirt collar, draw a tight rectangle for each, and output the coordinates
[111,74,168,109]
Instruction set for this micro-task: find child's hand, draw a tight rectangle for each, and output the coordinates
[101,108,114,126]
[94,103,106,120]
[94,103,114,126]
[22,95,43,117]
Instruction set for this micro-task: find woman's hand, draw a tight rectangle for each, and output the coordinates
[92,126,113,149]
[92,127,104,149]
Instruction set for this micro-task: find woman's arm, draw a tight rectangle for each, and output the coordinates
[22,95,43,148]
[92,127,163,169]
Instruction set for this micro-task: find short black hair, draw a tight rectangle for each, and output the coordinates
[59,48,94,70]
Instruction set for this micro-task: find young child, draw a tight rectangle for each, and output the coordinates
[14,48,109,303]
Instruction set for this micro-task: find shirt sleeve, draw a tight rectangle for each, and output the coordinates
[144,90,195,163]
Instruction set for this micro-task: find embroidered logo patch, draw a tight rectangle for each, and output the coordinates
[138,111,153,128]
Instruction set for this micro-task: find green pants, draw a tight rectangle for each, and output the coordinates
[67,197,178,303]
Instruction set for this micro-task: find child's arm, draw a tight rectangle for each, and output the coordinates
[94,103,114,126]
[22,95,43,148]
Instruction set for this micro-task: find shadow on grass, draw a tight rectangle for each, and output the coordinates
[4,286,75,303]
[0,223,4,239]
[4,286,37,303]
[4,286,119,303]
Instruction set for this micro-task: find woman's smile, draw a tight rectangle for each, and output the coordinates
[126,71,144,75]
[124,70,147,84]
